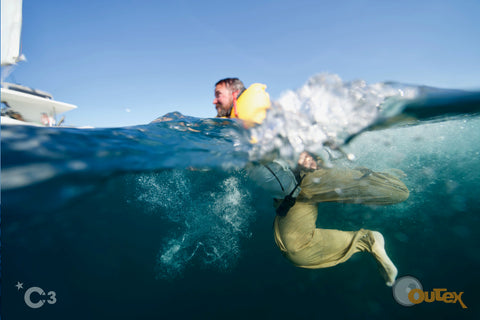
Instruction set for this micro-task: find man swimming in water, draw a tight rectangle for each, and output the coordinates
[213,77,409,286]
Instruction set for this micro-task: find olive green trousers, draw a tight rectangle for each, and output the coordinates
[273,168,409,270]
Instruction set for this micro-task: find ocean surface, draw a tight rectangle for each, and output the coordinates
[2,74,480,319]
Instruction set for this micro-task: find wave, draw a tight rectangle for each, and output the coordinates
[249,73,480,164]
[248,74,419,161]
[2,73,479,191]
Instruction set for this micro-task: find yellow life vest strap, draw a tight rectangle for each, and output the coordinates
[232,88,246,118]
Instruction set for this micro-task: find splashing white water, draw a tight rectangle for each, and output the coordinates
[249,73,419,163]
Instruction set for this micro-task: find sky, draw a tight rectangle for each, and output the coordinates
[4,0,480,127]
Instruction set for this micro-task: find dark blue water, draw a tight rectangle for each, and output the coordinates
[2,78,480,319]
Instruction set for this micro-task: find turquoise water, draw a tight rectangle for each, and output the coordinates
[2,75,480,319]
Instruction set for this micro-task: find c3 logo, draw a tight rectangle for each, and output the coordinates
[24,286,57,309]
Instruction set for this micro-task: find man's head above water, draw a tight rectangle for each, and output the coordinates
[213,78,246,117]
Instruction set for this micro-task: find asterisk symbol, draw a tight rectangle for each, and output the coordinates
[15,282,24,290]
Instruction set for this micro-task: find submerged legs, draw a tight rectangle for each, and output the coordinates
[273,167,408,286]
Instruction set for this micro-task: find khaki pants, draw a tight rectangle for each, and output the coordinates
[273,168,409,269]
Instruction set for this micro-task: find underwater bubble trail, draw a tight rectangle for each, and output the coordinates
[143,172,255,279]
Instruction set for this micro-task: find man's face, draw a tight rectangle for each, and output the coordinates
[213,83,234,117]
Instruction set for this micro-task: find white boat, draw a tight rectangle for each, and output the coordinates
[1,0,77,127]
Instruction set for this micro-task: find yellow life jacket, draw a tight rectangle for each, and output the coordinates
[231,83,271,125]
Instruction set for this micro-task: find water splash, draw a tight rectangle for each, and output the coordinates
[249,73,419,163]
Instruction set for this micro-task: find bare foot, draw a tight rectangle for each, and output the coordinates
[370,231,398,286]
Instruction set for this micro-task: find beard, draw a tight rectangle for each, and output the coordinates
[216,105,232,118]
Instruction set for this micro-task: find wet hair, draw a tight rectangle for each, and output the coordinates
[215,78,245,93]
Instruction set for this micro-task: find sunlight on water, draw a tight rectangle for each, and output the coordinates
[340,115,480,223]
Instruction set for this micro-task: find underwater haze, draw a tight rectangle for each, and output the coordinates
[2,74,480,319]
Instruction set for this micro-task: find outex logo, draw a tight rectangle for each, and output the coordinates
[393,276,467,309]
